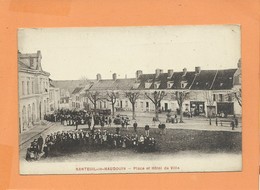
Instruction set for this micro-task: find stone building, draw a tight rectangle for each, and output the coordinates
[18,51,60,133]
[71,60,241,118]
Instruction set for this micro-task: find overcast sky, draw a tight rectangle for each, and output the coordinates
[18,25,241,80]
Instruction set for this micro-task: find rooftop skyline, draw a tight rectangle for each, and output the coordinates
[18,25,241,80]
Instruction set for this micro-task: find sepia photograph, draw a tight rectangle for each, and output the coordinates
[18,25,242,174]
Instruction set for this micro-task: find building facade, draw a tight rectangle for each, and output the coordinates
[77,60,241,118]
[18,51,60,133]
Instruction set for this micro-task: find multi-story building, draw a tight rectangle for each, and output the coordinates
[81,60,241,118]
[49,79,61,112]
[18,51,60,133]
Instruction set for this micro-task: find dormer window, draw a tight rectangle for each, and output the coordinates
[154,82,160,89]
[133,82,140,89]
[145,82,152,89]
[181,81,188,88]
[167,81,174,88]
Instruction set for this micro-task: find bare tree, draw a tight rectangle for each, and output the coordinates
[174,91,189,123]
[78,76,89,86]
[233,88,242,107]
[85,91,102,115]
[145,91,167,121]
[105,91,119,117]
[125,91,140,119]
[203,91,214,125]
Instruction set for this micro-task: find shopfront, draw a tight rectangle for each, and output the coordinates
[190,101,205,116]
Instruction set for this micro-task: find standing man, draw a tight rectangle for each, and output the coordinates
[230,120,235,130]
[75,119,78,130]
[234,115,238,128]
[108,117,112,127]
[37,135,44,153]
[133,121,138,133]
[145,124,150,137]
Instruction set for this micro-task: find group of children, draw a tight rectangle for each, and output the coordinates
[26,128,156,161]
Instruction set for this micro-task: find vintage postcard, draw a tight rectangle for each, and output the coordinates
[18,25,242,174]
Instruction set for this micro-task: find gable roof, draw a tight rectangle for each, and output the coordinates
[72,87,84,94]
[90,78,136,91]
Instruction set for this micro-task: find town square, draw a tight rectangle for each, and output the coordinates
[18,26,242,174]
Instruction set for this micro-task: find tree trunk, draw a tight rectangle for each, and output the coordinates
[112,103,115,117]
[132,103,136,120]
[94,101,97,115]
[179,105,184,123]
[155,105,159,121]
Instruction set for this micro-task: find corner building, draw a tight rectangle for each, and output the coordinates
[18,51,50,133]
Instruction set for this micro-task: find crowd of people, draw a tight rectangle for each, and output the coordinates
[44,109,113,129]
[25,128,156,161]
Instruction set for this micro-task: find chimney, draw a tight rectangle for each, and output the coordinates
[237,58,241,69]
[136,70,143,79]
[167,69,174,78]
[155,69,163,78]
[183,68,187,76]
[195,66,201,74]
[96,73,101,81]
[112,73,117,81]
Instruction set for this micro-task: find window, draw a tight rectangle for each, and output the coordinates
[22,81,25,95]
[145,82,152,89]
[30,58,34,67]
[228,94,233,101]
[154,82,160,89]
[27,81,30,95]
[213,94,216,101]
[133,83,140,89]
[219,94,223,102]
[125,100,128,107]
[146,102,149,108]
[31,82,34,94]
[140,101,143,108]
[167,81,174,88]
[181,81,188,88]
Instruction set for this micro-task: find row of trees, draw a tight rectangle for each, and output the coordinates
[84,89,242,123]
[84,90,190,123]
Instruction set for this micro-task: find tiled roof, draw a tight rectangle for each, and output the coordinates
[210,69,237,90]
[52,80,94,95]
[18,61,30,70]
[135,71,196,90]
[189,70,217,90]
[72,87,84,94]
[90,78,136,91]
[135,68,238,91]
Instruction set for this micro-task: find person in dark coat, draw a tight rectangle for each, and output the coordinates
[108,117,112,127]
[230,120,235,130]
[234,115,238,128]
[75,120,78,130]
[116,127,120,134]
[145,124,150,137]
[37,135,44,153]
[133,121,138,133]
